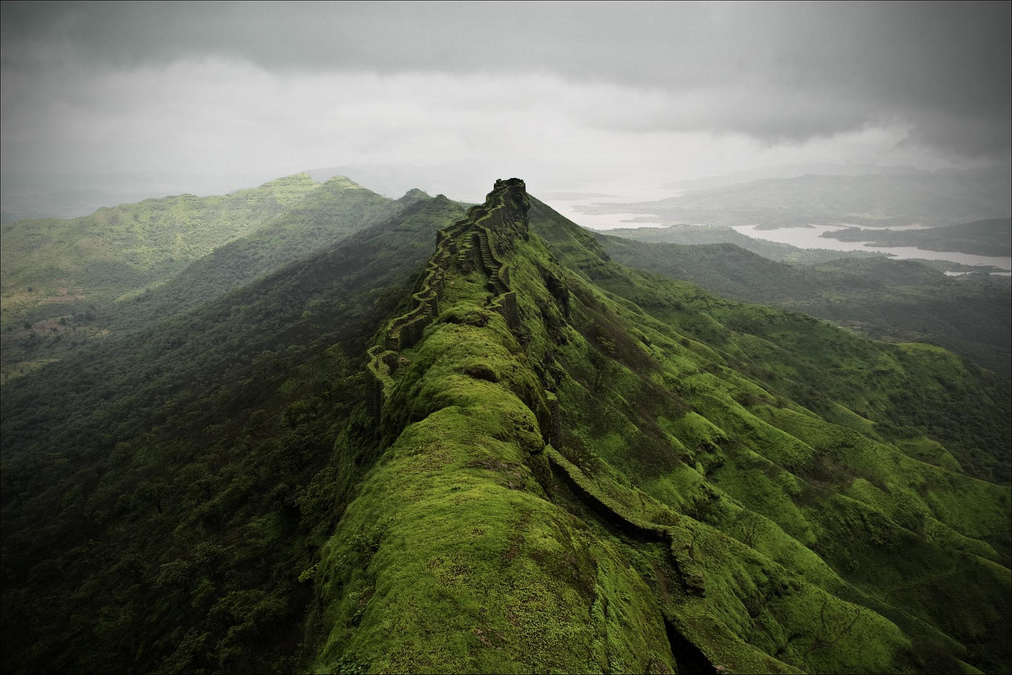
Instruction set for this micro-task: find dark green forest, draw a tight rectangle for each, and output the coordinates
[1,180,1009,674]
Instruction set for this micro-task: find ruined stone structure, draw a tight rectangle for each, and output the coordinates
[366,179,529,418]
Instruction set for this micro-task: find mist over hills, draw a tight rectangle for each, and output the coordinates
[1,177,1009,675]
[1,173,321,320]
[0,174,447,381]
[580,164,1012,229]
[821,218,1012,257]
[662,163,926,192]
[0,169,294,225]
[596,222,888,265]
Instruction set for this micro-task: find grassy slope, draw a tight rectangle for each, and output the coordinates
[533,193,1010,671]
[309,184,1010,674]
[0,176,401,382]
[0,173,319,326]
[596,235,1012,378]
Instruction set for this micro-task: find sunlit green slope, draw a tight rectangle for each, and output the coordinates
[0,175,402,382]
[0,173,319,323]
[105,178,414,332]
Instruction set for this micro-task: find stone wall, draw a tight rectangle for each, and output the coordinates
[366,178,530,419]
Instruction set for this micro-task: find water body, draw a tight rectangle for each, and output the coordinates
[946,270,1012,277]
[551,187,684,231]
[555,190,1010,271]
[731,223,1012,271]
[552,201,662,231]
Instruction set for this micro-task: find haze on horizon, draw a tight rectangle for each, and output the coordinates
[1,1,1010,205]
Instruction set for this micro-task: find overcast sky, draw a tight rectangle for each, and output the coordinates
[2,1,1009,202]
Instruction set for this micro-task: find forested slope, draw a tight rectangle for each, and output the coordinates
[0,193,467,673]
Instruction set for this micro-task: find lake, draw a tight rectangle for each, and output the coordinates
[730,223,1012,271]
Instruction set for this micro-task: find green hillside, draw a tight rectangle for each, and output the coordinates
[594,236,1012,377]
[1,180,1009,674]
[0,175,401,382]
[105,178,413,332]
[0,172,319,322]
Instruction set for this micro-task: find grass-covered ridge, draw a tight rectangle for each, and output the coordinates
[1,177,1008,674]
[312,180,1010,673]
[314,180,677,673]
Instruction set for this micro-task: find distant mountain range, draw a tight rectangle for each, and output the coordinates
[580,164,1012,229]
[821,218,1012,257]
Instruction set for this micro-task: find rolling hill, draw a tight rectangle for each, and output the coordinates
[594,235,1012,377]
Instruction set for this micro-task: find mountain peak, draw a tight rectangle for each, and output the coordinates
[398,187,431,204]
[464,177,531,241]
[366,178,534,415]
[322,174,366,190]
[260,171,317,186]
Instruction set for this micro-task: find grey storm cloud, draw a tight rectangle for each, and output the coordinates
[2,1,1009,160]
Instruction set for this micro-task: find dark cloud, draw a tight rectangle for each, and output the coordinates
[2,1,1009,160]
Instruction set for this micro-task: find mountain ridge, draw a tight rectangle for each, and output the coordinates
[307,180,1010,672]
[1,178,1009,674]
